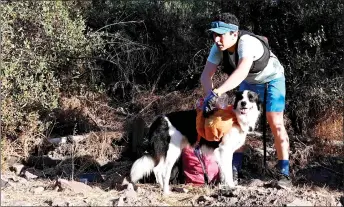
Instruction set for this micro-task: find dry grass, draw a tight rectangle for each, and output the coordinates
[81,131,124,162]
[313,107,343,141]
[131,73,233,124]
[1,90,128,172]
[1,139,8,172]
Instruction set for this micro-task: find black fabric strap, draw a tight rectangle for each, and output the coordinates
[194,145,209,185]
[263,83,268,166]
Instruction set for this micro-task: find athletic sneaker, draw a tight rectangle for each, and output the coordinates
[233,167,244,185]
[276,173,292,189]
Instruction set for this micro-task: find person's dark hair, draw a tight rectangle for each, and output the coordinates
[214,12,240,27]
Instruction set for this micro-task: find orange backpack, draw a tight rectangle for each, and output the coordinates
[196,104,238,142]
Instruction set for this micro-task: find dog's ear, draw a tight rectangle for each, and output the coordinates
[256,95,262,111]
[234,91,243,109]
[235,91,243,98]
[248,91,262,111]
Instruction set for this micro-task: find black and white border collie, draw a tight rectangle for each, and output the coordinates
[130,90,261,194]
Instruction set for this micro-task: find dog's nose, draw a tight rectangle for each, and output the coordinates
[241,101,247,107]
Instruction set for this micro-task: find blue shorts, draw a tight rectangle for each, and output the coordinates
[239,76,286,112]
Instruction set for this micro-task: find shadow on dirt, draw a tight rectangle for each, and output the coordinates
[294,155,344,191]
[14,115,344,193]
[231,134,344,192]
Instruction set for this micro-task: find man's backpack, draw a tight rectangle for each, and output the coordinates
[222,30,271,76]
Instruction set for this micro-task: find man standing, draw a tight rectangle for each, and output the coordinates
[200,12,291,188]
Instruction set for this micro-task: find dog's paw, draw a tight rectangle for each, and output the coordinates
[163,185,171,195]
[227,182,236,188]
[217,183,236,196]
[163,189,171,196]
[219,180,236,187]
[218,182,235,190]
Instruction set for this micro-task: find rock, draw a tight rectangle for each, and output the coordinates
[136,186,144,194]
[197,195,213,203]
[24,171,38,180]
[1,179,9,188]
[54,178,92,194]
[113,183,138,206]
[8,176,19,182]
[8,175,28,184]
[247,179,265,187]
[327,195,337,206]
[13,201,32,206]
[26,168,45,178]
[116,196,125,206]
[286,198,313,206]
[51,198,69,206]
[229,197,239,205]
[194,195,214,206]
[340,196,344,206]
[6,155,21,167]
[270,199,278,205]
[9,163,25,175]
[113,178,139,191]
[217,188,236,197]
[172,187,189,193]
[30,186,45,194]
[124,183,137,199]
[255,188,266,196]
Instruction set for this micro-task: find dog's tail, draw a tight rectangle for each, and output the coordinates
[130,155,155,183]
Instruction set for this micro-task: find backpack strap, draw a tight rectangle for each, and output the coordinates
[222,30,271,75]
[239,30,271,50]
[193,144,209,185]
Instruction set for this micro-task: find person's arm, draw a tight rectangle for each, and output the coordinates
[214,56,253,96]
[200,60,218,97]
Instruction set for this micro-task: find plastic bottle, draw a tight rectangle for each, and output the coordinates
[216,93,229,109]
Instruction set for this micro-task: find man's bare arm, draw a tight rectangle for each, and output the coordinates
[200,60,218,96]
[214,56,253,95]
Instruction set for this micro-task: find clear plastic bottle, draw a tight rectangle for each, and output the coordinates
[216,93,229,109]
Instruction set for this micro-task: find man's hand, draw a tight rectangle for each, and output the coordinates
[202,90,219,118]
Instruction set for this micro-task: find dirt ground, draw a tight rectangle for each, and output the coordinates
[1,134,343,206]
[1,170,343,206]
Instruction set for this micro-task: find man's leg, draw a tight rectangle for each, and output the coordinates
[266,112,290,175]
[265,77,291,188]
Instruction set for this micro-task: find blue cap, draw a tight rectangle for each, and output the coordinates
[209,21,239,34]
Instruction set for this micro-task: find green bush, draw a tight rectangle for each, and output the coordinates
[0,1,92,144]
[1,0,343,159]
[83,0,220,95]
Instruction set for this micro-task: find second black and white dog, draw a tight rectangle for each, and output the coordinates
[130,90,261,194]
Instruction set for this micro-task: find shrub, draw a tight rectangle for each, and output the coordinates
[88,0,344,139]
[0,1,92,156]
[1,0,343,161]
[83,0,343,138]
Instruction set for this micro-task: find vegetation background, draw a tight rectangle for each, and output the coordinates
[1,0,343,186]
